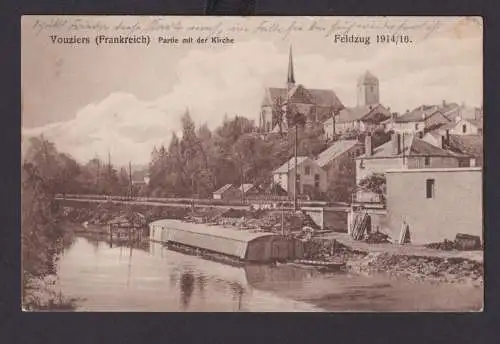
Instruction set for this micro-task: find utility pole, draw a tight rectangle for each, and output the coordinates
[294,123,298,211]
[96,157,100,195]
[332,108,337,141]
[107,150,112,197]
[128,161,133,200]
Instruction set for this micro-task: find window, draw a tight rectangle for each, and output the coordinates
[426,179,435,199]
[424,156,430,166]
[356,149,361,157]
[305,166,311,175]
[359,160,365,169]
[415,123,419,130]
[314,174,320,188]
[462,124,467,133]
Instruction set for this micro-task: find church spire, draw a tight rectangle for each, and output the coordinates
[287,45,295,89]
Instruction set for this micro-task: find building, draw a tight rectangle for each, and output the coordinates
[225,183,260,200]
[447,118,483,135]
[441,102,483,122]
[260,47,344,133]
[213,184,234,200]
[323,103,392,137]
[355,132,472,184]
[149,219,305,262]
[315,139,364,200]
[389,107,451,137]
[323,72,391,137]
[357,70,380,107]
[272,156,327,197]
[422,131,483,167]
[385,167,483,245]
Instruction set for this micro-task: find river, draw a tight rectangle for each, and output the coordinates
[55,235,483,312]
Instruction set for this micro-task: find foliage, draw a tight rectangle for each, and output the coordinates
[358,173,387,204]
[326,157,357,202]
[22,141,78,310]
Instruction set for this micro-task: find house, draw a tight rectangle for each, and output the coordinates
[355,132,473,185]
[447,118,483,135]
[315,139,364,200]
[272,156,327,198]
[131,170,150,186]
[423,130,483,167]
[323,103,392,138]
[385,167,483,244]
[390,107,451,137]
[446,134,483,167]
[213,184,234,200]
[224,183,260,200]
[442,102,483,122]
[260,47,343,133]
[323,71,391,138]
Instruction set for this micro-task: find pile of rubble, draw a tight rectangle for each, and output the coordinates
[303,238,368,261]
[254,211,320,234]
[350,252,483,286]
[363,231,391,244]
[425,234,482,251]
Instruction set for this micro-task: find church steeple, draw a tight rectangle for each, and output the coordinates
[287,45,295,89]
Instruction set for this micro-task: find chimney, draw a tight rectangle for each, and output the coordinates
[441,135,446,149]
[392,113,397,120]
[392,133,401,155]
[364,133,373,157]
[442,100,446,107]
[445,129,450,145]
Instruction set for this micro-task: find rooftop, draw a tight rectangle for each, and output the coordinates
[394,108,440,123]
[386,167,482,173]
[213,184,233,195]
[238,184,255,193]
[358,134,470,159]
[273,156,309,173]
[447,134,483,161]
[357,70,379,85]
[149,219,276,243]
[262,86,344,109]
[315,140,360,167]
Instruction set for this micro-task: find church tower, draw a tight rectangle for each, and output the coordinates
[357,71,379,107]
[287,46,296,90]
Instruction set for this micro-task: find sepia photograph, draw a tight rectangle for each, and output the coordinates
[21,15,483,312]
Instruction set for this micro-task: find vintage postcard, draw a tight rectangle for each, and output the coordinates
[21,16,483,312]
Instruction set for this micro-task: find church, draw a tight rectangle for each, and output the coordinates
[259,47,344,133]
[323,71,392,139]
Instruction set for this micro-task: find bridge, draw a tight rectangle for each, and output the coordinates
[55,194,350,211]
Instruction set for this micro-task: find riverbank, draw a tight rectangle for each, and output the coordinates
[308,238,483,288]
[23,274,80,311]
[59,201,483,288]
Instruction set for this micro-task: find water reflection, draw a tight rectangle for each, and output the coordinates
[180,270,195,310]
[55,235,483,312]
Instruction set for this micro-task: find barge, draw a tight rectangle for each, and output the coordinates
[149,219,305,263]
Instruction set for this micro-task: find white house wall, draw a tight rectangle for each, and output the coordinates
[386,168,483,244]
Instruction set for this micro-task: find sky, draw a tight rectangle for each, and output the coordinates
[21,16,482,165]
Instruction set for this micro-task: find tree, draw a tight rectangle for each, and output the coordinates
[118,167,130,196]
[326,157,357,202]
[54,153,81,195]
[358,173,387,204]
[21,162,60,278]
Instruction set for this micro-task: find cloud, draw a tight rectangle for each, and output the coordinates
[22,36,481,165]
